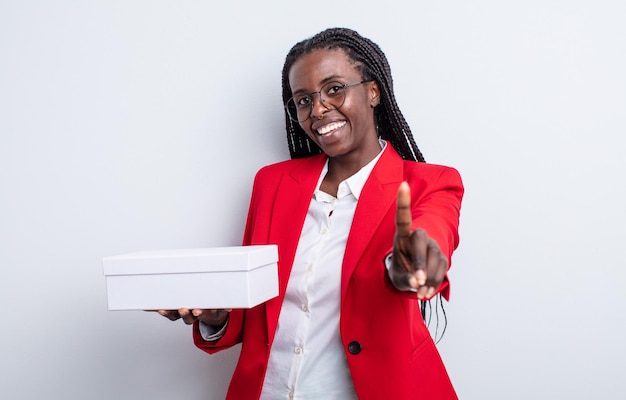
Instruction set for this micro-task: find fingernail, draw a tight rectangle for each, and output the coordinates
[416,270,426,286]
[409,276,418,289]
[426,287,435,298]
[192,309,202,317]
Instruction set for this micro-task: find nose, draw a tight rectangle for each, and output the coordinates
[309,92,329,120]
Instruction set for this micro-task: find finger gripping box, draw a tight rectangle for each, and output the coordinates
[102,245,278,310]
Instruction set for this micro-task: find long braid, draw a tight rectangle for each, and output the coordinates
[281,28,425,162]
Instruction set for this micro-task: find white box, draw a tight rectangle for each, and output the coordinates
[103,245,278,310]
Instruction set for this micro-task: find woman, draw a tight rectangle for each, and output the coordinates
[160,27,463,399]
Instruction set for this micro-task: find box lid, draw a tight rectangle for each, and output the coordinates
[102,245,278,276]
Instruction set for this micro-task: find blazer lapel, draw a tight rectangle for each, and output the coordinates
[340,146,404,298]
[264,154,326,343]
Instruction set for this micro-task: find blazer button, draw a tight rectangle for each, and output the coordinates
[348,341,361,355]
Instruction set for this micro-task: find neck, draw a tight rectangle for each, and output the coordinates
[330,137,382,175]
[320,140,383,197]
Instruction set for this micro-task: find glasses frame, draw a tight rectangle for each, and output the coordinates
[285,80,371,123]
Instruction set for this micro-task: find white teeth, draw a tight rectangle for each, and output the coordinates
[317,121,346,135]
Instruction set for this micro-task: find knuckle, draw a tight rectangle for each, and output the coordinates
[414,255,426,266]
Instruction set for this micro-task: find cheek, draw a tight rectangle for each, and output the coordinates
[342,95,368,117]
[348,100,375,127]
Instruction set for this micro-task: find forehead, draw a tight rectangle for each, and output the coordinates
[288,48,360,91]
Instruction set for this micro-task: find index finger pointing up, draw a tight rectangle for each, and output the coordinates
[396,181,412,238]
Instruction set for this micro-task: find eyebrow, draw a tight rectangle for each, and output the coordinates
[291,74,347,95]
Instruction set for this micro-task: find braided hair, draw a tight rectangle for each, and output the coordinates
[282,27,425,162]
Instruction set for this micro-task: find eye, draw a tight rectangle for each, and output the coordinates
[294,95,312,108]
[325,83,345,97]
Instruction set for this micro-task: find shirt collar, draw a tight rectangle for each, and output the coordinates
[314,139,387,200]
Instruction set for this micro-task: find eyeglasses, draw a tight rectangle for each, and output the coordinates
[285,80,371,123]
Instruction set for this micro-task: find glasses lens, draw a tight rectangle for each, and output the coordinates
[320,82,347,110]
[285,82,348,123]
[286,97,307,123]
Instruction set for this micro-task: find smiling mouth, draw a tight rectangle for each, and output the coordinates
[316,121,346,135]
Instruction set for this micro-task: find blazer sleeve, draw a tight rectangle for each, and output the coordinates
[192,310,245,354]
[405,164,464,300]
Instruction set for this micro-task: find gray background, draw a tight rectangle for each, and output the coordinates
[1,0,625,399]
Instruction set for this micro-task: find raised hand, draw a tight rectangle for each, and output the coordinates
[388,182,448,299]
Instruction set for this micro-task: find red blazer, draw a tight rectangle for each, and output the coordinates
[194,144,464,399]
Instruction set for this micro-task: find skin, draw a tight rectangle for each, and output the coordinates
[153,308,230,327]
[389,182,448,299]
[157,48,446,327]
[287,49,382,197]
